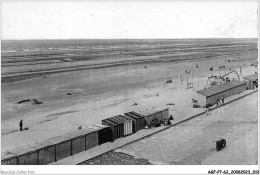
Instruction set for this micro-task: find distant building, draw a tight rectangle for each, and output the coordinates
[243,73,258,90]
[196,81,246,107]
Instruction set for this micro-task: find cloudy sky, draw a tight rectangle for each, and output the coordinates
[1,1,258,40]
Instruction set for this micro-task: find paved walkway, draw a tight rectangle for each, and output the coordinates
[114,92,258,165]
[50,89,257,165]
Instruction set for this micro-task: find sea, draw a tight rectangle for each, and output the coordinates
[1,38,257,55]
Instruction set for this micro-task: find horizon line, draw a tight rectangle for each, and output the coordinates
[1,37,258,41]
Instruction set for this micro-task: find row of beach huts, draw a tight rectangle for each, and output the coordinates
[2,108,169,165]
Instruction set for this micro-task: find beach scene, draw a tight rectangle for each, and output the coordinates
[1,2,258,172]
[2,38,258,165]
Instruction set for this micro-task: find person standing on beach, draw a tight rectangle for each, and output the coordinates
[19,120,23,131]
[221,96,225,105]
[216,98,220,106]
[206,108,209,116]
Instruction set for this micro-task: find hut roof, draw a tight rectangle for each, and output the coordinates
[63,128,96,139]
[88,124,110,131]
[2,152,17,160]
[197,81,246,97]
[8,146,37,156]
[45,135,70,145]
[243,73,258,81]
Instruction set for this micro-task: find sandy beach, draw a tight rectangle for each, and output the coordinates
[1,39,257,155]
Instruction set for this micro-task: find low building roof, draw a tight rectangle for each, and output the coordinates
[88,124,110,131]
[120,115,133,122]
[45,135,71,145]
[102,118,118,126]
[27,141,54,150]
[136,109,161,116]
[103,115,132,125]
[124,112,140,120]
[243,73,258,81]
[153,107,169,112]
[2,152,17,160]
[129,111,145,118]
[109,115,131,124]
[63,128,97,139]
[197,81,246,97]
[8,146,37,156]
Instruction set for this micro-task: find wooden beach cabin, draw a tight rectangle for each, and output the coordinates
[243,73,258,90]
[196,80,246,107]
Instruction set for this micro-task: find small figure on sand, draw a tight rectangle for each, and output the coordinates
[163,118,168,126]
[185,70,191,74]
[206,108,210,116]
[132,101,138,106]
[192,98,198,103]
[221,95,225,105]
[156,93,159,97]
[216,98,220,106]
[144,66,147,69]
[196,64,198,68]
[19,120,23,131]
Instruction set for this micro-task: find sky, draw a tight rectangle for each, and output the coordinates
[1,1,258,40]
